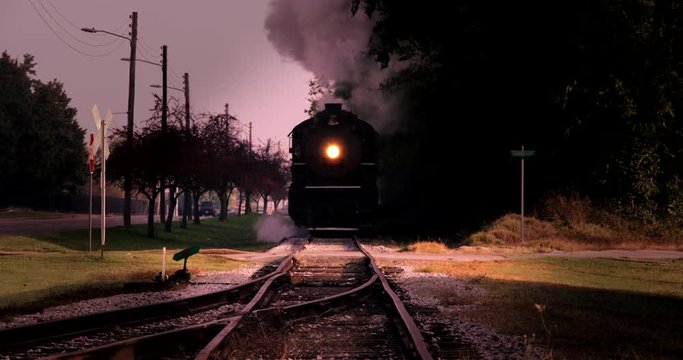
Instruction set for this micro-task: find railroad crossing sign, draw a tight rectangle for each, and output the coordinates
[91,104,111,160]
[91,104,112,257]
[88,133,95,174]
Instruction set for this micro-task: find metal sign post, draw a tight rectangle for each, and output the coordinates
[88,133,95,254]
[92,105,112,258]
[510,146,535,242]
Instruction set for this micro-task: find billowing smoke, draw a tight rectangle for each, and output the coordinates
[265,0,401,131]
[254,214,307,242]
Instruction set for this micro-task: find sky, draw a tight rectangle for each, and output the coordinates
[1,0,314,149]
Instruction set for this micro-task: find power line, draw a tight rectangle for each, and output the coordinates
[138,35,160,60]
[42,0,126,47]
[28,0,127,57]
[35,0,122,49]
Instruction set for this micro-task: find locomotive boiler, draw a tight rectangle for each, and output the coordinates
[288,103,378,233]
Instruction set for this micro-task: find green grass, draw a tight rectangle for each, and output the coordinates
[0,215,276,313]
[407,257,683,359]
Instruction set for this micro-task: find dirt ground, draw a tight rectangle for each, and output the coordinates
[219,243,683,263]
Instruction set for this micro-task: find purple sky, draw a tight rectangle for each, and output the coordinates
[1,0,313,148]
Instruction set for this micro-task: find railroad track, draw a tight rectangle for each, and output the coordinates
[195,238,432,359]
[0,237,476,359]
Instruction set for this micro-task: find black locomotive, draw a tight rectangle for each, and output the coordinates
[288,103,378,232]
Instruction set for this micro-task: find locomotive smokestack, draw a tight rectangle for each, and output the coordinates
[325,103,342,112]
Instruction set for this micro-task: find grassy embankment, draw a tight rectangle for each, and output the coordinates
[0,214,272,314]
[394,207,683,360]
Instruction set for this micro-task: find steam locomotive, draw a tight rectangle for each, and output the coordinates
[288,103,378,233]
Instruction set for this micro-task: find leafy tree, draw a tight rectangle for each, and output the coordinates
[349,0,683,234]
[252,140,289,214]
[0,51,85,207]
[200,111,244,221]
[108,122,185,238]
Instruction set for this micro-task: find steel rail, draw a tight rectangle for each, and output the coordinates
[0,264,282,350]
[44,254,300,359]
[1,239,306,355]
[356,239,433,360]
[195,271,291,359]
[252,273,379,319]
[46,318,236,360]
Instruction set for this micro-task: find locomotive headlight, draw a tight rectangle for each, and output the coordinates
[325,144,341,160]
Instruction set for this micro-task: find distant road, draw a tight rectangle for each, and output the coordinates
[0,214,149,235]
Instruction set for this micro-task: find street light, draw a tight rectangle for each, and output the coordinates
[80,27,130,41]
[81,12,138,228]
[122,58,160,67]
[151,84,182,92]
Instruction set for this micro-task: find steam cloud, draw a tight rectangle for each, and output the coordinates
[254,214,307,242]
[265,0,401,131]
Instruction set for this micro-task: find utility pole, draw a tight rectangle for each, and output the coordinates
[161,45,168,132]
[244,122,253,214]
[123,12,138,228]
[181,72,191,229]
[184,73,190,130]
[159,45,167,223]
[100,116,106,259]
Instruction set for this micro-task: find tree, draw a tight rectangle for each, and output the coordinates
[348,0,683,233]
[0,52,85,207]
[252,140,289,214]
[108,122,185,238]
[201,111,244,221]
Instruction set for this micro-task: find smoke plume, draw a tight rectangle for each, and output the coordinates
[254,214,307,242]
[265,0,401,131]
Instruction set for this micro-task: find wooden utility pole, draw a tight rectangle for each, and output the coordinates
[123,11,138,228]
[184,73,190,130]
[181,73,191,229]
[244,122,253,214]
[159,45,168,224]
[161,45,168,132]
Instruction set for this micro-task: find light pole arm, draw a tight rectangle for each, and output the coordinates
[151,84,183,92]
[121,58,161,67]
[81,27,131,42]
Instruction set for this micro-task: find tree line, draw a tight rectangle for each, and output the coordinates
[0,51,290,238]
[346,0,683,236]
[106,93,289,238]
[0,52,86,206]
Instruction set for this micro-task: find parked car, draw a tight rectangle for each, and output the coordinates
[199,201,217,217]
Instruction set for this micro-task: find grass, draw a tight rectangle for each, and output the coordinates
[405,240,451,253]
[0,214,276,314]
[404,257,683,359]
[469,213,683,251]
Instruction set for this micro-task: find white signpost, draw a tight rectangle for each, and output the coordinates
[92,105,112,258]
[88,132,95,254]
[510,146,535,243]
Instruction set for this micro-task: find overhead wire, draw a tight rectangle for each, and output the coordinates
[28,0,121,57]
[28,0,126,57]
[138,35,161,61]
[35,0,124,48]
[42,0,126,47]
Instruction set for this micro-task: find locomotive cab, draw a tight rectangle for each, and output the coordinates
[288,103,378,233]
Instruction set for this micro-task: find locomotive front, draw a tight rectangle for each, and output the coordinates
[288,103,378,232]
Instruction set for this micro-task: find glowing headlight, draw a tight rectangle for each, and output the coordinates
[325,144,341,160]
